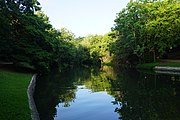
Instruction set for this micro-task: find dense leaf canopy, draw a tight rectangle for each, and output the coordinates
[111,0,180,64]
[0,0,179,72]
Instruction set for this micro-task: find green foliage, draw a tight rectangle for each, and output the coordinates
[0,1,53,72]
[58,28,75,41]
[76,45,91,64]
[112,0,180,65]
[75,33,115,65]
[0,1,86,72]
[0,0,116,72]
[1,0,179,72]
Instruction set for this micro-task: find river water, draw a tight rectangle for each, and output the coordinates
[34,66,180,120]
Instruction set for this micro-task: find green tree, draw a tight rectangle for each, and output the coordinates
[112,0,180,64]
[77,33,115,65]
[58,28,75,41]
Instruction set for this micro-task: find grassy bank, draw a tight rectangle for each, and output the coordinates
[0,69,32,120]
[136,62,180,70]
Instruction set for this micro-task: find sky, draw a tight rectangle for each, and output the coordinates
[38,0,129,37]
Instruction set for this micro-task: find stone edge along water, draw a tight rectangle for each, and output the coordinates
[25,66,180,120]
[27,74,40,120]
[154,66,180,75]
[154,66,180,72]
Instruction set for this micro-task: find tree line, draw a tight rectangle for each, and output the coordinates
[111,0,180,65]
[0,0,114,72]
[0,0,179,72]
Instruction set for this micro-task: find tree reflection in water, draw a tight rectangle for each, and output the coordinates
[34,66,180,120]
[113,69,180,120]
[34,67,91,120]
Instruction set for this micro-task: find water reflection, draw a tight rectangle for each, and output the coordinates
[34,67,91,120]
[114,69,180,120]
[34,66,180,120]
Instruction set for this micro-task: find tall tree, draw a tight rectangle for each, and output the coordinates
[112,0,180,64]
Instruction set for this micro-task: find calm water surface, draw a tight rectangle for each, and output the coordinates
[34,66,180,120]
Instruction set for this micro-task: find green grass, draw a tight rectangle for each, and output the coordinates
[136,62,159,70]
[136,62,180,70]
[0,69,32,120]
[158,63,180,67]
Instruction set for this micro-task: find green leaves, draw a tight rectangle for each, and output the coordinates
[112,0,180,63]
[58,28,75,41]
[75,33,114,64]
[0,0,41,14]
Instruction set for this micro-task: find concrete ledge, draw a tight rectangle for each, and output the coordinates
[154,66,180,72]
[0,62,13,64]
[27,74,40,120]
[154,70,180,75]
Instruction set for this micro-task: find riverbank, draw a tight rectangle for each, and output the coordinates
[0,69,32,120]
[27,74,40,120]
[136,60,180,72]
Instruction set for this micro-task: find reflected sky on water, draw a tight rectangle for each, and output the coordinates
[34,66,180,120]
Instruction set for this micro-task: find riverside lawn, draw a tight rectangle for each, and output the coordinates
[0,69,32,120]
[136,62,180,70]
